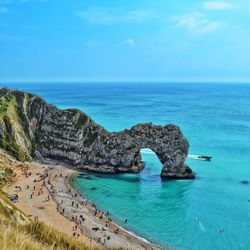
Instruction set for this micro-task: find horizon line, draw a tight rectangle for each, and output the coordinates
[1,79,250,85]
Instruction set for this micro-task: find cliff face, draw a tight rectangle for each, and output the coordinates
[0,88,195,179]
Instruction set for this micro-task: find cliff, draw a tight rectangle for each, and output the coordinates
[0,88,195,179]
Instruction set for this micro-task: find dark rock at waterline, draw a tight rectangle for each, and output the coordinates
[0,88,195,179]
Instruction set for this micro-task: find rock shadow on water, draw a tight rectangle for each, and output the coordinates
[158,179,194,199]
[102,191,112,197]
[76,172,142,197]
[77,173,96,180]
[240,180,250,185]
[115,174,141,183]
[84,172,141,183]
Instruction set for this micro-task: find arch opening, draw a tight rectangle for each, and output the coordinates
[134,148,164,174]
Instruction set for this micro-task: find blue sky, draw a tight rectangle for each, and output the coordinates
[0,0,249,82]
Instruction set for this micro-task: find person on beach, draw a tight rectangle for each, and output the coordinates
[79,214,85,223]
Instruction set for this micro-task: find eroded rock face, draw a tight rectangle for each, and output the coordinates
[0,88,195,179]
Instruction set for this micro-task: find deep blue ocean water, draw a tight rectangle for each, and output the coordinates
[3,82,250,250]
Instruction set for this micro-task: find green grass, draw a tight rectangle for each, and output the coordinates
[0,90,31,161]
[0,94,16,119]
[76,112,89,128]
[0,190,100,250]
[0,167,14,188]
[21,221,99,250]
[0,219,100,250]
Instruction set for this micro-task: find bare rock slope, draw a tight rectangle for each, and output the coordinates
[0,88,195,179]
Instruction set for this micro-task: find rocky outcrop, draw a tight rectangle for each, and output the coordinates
[0,88,195,179]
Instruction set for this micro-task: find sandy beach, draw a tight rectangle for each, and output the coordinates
[3,162,160,250]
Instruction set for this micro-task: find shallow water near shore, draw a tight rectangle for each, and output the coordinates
[4,82,250,250]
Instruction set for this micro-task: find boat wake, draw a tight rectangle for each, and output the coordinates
[188,154,201,160]
[141,150,212,161]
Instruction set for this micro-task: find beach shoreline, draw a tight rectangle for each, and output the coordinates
[67,171,161,247]
[4,161,161,250]
[51,164,161,249]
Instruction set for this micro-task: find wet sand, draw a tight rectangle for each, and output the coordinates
[4,162,160,250]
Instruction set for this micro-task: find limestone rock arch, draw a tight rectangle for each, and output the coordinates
[86,123,195,179]
[0,88,195,179]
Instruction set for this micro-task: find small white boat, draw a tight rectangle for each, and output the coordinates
[188,155,212,161]
[197,155,212,161]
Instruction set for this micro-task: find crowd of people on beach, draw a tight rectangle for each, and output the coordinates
[22,166,118,245]
[8,165,154,249]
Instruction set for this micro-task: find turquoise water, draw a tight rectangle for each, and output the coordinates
[3,82,250,249]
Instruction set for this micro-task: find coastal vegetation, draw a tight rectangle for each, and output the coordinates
[0,89,31,161]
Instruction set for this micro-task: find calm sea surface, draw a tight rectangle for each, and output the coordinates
[3,82,250,250]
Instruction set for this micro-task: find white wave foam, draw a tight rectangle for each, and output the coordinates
[188,154,200,159]
[140,151,208,162]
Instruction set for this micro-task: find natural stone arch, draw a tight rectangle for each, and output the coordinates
[85,123,195,179]
[0,89,195,179]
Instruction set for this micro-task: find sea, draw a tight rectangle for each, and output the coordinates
[3,82,250,250]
